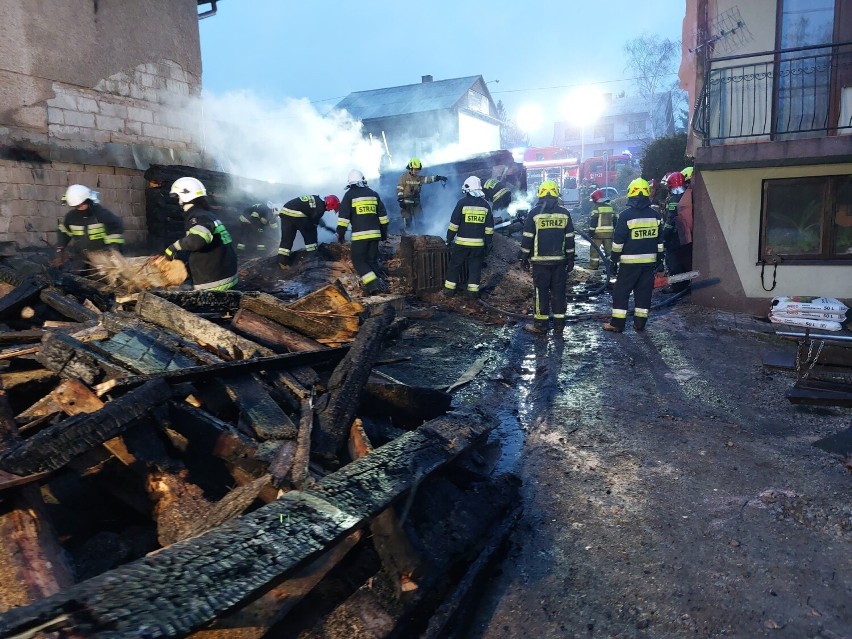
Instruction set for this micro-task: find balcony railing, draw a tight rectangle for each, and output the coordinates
[693,41,852,144]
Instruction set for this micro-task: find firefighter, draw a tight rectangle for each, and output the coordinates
[588,188,616,271]
[162,177,239,291]
[277,194,340,268]
[661,171,687,288]
[443,176,493,298]
[396,157,447,233]
[518,180,575,335]
[337,170,388,295]
[603,178,664,333]
[55,184,124,267]
[483,178,512,212]
[236,202,279,257]
[672,166,695,292]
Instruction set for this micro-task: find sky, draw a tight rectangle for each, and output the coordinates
[193,1,685,200]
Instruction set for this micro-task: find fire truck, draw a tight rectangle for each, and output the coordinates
[522,147,580,205]
[579,154,632,189]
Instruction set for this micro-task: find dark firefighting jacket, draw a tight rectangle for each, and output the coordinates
[446,194,494,249]
[519,197,575,264]
[237,202,279,251]
[337,186,388,241]
[165,204,238,290]
[611,197,664,266]
[589,203,616,239]
[662,192,683,246]
[57,203,124,252]
[279,195,325,224]
[397,171,440,206]
[483,179,512,211]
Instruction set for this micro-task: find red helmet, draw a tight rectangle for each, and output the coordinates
[666,171,685,189]
[590,188,608,203]
[324,194,340,212]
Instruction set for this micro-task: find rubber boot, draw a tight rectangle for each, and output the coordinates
[553,318,566,335]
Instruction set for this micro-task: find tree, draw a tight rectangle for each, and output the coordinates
[640,133,690,182]
[496,100,528,150]
[623,33,688,138]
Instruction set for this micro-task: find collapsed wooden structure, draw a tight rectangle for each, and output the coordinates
[0,260,519,638]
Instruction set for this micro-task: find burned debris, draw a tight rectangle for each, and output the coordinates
[0,247,519,638]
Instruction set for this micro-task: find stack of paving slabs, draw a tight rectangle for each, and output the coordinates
[768,295,849,331]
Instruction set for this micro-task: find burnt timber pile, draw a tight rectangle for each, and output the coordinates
[0,255,520,639]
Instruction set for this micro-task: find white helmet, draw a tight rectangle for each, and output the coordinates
[64,184,96,207]
[462,176,484,197]
[347,169,367,188]
[170,177,207,204]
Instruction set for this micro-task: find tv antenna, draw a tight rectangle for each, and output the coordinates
[689,6,753,56]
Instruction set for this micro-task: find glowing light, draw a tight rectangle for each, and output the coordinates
[561,86,604,127]
[516,103,543,133]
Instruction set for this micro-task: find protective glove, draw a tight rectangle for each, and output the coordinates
[446,236,453,248]
[520,258,530,271]
[397,198,405,208]
[566,260,575,273]
[656,262,666,274]
[435,175,448,184]
[380,230,388,242]
[337,231,346,244]
[163,244,177,260]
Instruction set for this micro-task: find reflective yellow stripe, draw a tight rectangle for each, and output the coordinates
[612,309,628,318]
[352,230,381,240]
[188,225,214,243]
[361,271,377,284]
[280,208,307,218]
[620,253,658,264]
[454,236,485,247]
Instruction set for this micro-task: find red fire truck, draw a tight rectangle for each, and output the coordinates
[579,154,632,189]
[522,147,580,204]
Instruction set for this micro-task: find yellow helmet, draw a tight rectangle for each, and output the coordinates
[681,166,694,181]
[407,157,422,170]
[537,180,560,198]
[627,178,650,198]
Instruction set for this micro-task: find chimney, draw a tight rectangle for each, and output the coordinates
[422,75,433,83]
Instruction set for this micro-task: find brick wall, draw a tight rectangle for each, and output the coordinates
[0,160,147,252]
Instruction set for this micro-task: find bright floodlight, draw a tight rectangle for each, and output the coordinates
[561,86,604,126]
[516,103,543,133]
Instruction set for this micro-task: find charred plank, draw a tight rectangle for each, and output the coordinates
[151,289,243,315]
[39,288,100,323]
[36,332,133,385]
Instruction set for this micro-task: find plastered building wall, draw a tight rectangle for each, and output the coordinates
[0,0,205,249]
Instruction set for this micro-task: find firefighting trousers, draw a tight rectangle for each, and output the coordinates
[444,245,484,294]
[531,263,568,320]
[609,263,655,331]
[278,218,318,264]
[589,237,613,270]
[400,203,422,232]
[350,239,382,293]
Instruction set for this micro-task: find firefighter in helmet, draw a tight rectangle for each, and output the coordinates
[443,176,493,298]
[661,171,686,283]
[277,194,340,268]
[396,157,447,234]
[603,178,663,333]
[482,178,512,212]
[588,188,617,272]
[236,202,279,257]
[55,184,125,268]
[162,177,239,291]
[337,170,388,295]
[518,180,575,336]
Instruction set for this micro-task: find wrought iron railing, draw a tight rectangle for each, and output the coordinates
[693,41,852,144]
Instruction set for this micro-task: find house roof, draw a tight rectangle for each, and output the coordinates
[335,75,484,120]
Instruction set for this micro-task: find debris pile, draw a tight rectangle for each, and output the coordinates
[0,251,519,639]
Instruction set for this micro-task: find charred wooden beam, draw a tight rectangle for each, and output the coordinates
[0,407,496,639]
[36,332,133,386]
[0,276,48,320]
[0,369,55,390]
[0,385,74,611]
[39,288,100,323]
[0,330,45,345]
[314,305,395,462]
[0,379,170,475]
[151,289,244,315]
[288,393,315,490]
[97,347,348,394]
[51,271,116,312]
[231,308,326,353]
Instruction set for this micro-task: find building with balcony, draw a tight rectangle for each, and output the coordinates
[684,0,852,313]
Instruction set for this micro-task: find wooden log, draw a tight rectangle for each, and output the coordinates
[288,394,314,490]
[187,530,364,639]
[39,288,100,323]
[349,419,421,597]
[0,368,55,389]
[0,330,45,345]
[0,383,75,612]
[0,406,496,639]
[0,379,171,475]
[314,304,395,462]
[231,308,326,352]
[136,292,269,360]
[36,331,133,385]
